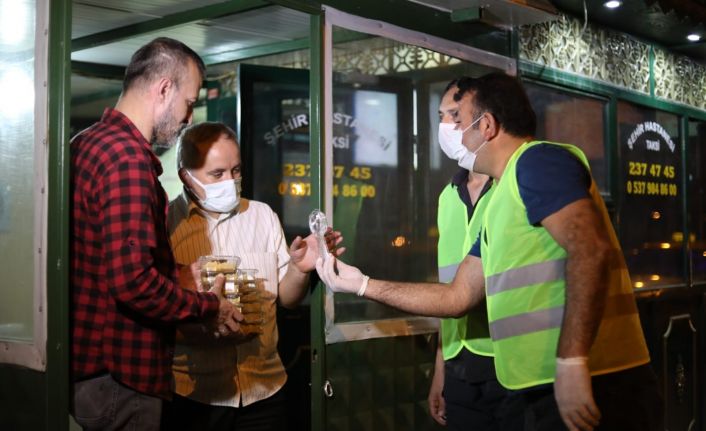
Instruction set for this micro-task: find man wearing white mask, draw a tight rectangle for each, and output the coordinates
[162,122,343,431]
[430,78,520,431]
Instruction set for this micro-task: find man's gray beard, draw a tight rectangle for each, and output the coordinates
[151,133,177,149]
[151,119,185,149]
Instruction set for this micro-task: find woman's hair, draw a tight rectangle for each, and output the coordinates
[177,122,238,170]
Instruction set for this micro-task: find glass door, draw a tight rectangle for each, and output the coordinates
[319,7,515,430]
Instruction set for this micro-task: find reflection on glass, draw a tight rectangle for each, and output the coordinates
[330,26,500,323]
[617,102,683,288]
[351,91,398,166]
[331,71,411,321]
[250,78,312,232]
[525,82,607,193]
[0,0,35,341]
[688,120,706,283]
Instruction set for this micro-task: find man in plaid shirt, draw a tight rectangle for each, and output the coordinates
[70,38,242,431]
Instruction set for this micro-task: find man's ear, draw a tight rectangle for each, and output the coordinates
[483,113,500,141]
[155,77,174,103]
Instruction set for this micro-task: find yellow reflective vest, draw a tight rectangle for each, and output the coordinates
[481,141,650,389]
[437,181,493,359]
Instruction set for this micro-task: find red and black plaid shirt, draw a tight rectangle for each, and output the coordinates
[70,108,219,398]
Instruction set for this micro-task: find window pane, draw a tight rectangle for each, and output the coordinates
[0,0,36,341]
[617,101,683,288]
[525,82,607,193]
[241,66,311,235]
[330,27,499,322]
[688,120,706,284]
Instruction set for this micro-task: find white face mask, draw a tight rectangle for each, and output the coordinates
[437,122,467,160]
[457,139,489,172]
[186,170,241,213]
[438,114,485,172]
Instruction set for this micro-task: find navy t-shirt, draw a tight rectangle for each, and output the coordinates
[469,144,591,257]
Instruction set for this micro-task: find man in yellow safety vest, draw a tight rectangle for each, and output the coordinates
[430,77,519,431]
[317,73,662,431]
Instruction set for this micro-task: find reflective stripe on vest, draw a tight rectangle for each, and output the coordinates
[489,305,563,341]
[486,259,566,296]
[438,263,459,284]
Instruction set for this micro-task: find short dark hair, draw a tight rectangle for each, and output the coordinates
[177,122,238,170]
[443,77,468,95]
[123,37,206,92]
[453,73,536,138]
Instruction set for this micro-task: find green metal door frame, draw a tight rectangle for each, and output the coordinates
[308,11,327,430]
[47,0,72,428]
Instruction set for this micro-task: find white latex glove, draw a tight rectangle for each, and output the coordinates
[315,256,368,295]
[554,357,601,431]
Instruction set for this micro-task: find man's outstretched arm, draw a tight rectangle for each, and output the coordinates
[316,254,485,318]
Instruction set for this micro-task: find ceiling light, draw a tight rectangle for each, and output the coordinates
[687,34,701,42]
[604,1,621,8]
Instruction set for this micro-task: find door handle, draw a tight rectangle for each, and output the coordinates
[323,379,334,398]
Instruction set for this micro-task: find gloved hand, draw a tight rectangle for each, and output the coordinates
[315,256,368,295]
[554,357,601,431]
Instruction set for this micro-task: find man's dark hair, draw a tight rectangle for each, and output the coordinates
[453,73,536,138]
[123,37,206,92]
[443,77,467,95]
[177,122,238,170]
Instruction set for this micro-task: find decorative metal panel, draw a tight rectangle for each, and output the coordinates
[228,36,463,80]
[332,37,461,75]
[519,15,650,93]
[653,48,706,111]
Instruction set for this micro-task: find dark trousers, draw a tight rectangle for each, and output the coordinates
[514,364,664,431]
[71,373,162,431]
[443,374,524,431]
[161,388,287,431]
